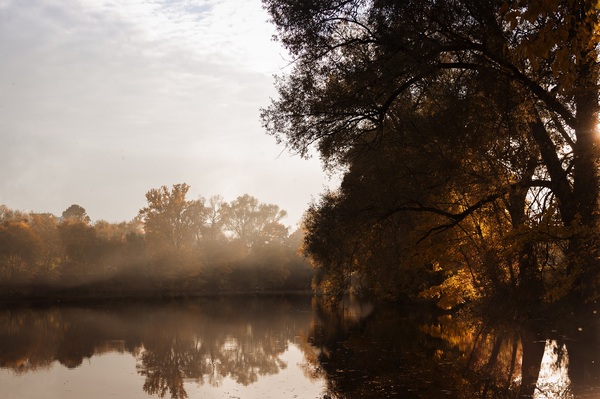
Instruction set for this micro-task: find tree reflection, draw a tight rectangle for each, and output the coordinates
[300,299,600,399]
[0,306,136,372]
[138,334,203,399]
[534,340,572,399]
[133,297,302,398]
[0,296,313,399]
[2,298,600,398]
[303,302,478,398]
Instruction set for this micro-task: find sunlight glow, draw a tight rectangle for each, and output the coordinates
[533,340,573,399]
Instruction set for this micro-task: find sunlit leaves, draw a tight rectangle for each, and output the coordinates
[263,0,600,307]
[502,0,600,94]
[419,269,480,310]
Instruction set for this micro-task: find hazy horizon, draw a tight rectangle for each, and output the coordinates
[0,0,336,226]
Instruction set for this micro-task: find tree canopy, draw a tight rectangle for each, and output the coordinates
[62,204,90,224]
[221,194,288,251]
[262,0,600,306]
[138,183,205,252]
[0,185,312,298]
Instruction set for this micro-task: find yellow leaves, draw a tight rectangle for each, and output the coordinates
[552,46,571,78]
[503,0,561,25]
[500,0,600,89]
[419,269,478,310]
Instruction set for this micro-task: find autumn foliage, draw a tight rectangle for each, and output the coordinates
[0,185,312,299]
[262,0,600,308]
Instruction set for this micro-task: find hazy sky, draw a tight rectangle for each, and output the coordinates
[0,0,334,227]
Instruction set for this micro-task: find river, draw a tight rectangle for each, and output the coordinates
[0,295,599,398]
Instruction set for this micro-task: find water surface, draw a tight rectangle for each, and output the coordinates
[1,296,599,398]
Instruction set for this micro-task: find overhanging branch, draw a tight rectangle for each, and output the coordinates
[380,192,505,243]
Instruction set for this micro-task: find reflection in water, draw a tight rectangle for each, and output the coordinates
[0,296,321,399]
[534,340,572,399]
[1,296,600,398]
[302,301,600,399]
[133,298,311,398]
[135,301,293,398]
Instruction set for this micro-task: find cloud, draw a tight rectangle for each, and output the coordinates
[0,0,331,225]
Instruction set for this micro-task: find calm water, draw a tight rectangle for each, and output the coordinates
[1,295,600,399]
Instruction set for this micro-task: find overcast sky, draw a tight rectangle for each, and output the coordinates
[0,0,334,227]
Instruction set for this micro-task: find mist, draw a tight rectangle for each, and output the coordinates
[0,183,313,300]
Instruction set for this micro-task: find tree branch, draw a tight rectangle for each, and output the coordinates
[379,192,505,243]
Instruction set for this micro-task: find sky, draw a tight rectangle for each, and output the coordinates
[0,0,335,227]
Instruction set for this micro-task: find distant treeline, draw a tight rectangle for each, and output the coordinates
[0,183,313,299]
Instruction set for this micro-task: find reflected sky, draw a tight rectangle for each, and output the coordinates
[1,297,600,399]
[534,340,573,399]
[0,345,324,399]
[0,296,327,399]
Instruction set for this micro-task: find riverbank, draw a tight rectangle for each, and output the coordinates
[0,283,315,306]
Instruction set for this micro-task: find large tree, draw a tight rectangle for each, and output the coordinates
[138,183,205,252]
[262,0,600,303]
[62,204,90,224]
[221,194,288,252]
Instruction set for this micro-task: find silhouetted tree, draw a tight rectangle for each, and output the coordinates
[138,183,205,252]
[200,195,226,243]
[221,194,288,252]
[262,0,600,305]
[61,204,90,224]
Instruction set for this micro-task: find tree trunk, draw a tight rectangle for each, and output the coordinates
[519,329,546,399]
[568,53,600,300]
[507,162,544,302]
